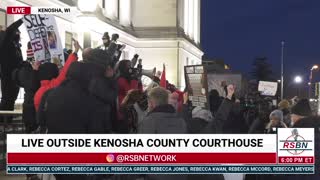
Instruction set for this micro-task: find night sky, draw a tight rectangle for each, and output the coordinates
[201,0,320,97]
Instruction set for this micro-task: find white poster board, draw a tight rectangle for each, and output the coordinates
[258,81,278,96]
[23,14,64,67]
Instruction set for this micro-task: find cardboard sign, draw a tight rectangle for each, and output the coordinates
[23,14,64,67]
[258,81,278,96]
[185,65,208,109]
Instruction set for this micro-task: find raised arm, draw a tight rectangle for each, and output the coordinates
[51,40,80,87]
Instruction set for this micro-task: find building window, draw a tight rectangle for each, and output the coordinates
[65,32,78,50]
[104,0,119,20]
[65,31,73,50]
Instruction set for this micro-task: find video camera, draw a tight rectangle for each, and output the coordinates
[101,32,125,68]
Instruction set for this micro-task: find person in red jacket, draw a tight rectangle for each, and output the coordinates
[117,60,143,106]
[116,60,142,132]
[34,40,80,111]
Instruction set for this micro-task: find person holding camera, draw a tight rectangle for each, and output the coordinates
[100,32,125,68]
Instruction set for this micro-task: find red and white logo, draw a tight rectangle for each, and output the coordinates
[277,128,314,164]
[7,7,31,14]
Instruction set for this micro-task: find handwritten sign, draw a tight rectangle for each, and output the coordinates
[258,81,278,96]
[23,14,64,67]
[185,65,209,109]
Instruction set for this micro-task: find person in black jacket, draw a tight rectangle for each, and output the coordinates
[0,19,23,112]
[12,42,40,133]
[40,49,115,135]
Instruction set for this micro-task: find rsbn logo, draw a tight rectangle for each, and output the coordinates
[280,129,312,155]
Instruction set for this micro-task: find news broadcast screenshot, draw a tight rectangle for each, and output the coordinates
[0,0,319,180]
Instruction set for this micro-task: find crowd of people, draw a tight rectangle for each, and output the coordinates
[0,19,319,180]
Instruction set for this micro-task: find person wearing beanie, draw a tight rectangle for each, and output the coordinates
[265,110,287,134]
[101,32,110,49]
[33,40,80,111]
[290,98,312,126]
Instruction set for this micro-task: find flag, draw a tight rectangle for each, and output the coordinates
[160,64,166,88]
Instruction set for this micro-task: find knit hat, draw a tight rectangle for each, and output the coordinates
[278,99,290,110]
[38,62,59,81]
[102,32,110,40]
[83,48,112,69]
[26,48,34,59]
[26,41,34,60]
[269,110,283,121]
[291,99,312,117]
[192,106,213,122]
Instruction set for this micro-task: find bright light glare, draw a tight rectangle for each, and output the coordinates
[312,65,319,70]
[294,76,302,84]
[78,0,97,12]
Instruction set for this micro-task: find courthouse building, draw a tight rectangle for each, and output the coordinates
[0,0,203,91]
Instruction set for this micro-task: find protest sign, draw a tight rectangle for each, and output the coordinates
[185,65,208,108]
[258,81,278,96]
[22,14,64,67]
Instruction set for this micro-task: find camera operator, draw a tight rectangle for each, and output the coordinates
[100,32,125,68]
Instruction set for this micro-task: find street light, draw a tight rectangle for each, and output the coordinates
[294,76,302,84]
[280,41,285,100]
[294,76,303,96]
[311,65,319,71]
[309,64,319,98]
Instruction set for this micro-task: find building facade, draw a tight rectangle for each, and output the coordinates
[1,0,203,90]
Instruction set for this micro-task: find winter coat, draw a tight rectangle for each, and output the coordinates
[13,61,39,132]
[182,104,211,133]
[282,108,291,127]
[88,76,118,132]
[139,104,187,134]
[181,104,225,180]
[205,98,248,134]
[139,104,187,180]
[42,62,112,133]
[0,19,23,78]
[34,53,78,111]
[117,77,142,105]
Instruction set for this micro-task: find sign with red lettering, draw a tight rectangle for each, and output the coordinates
[277,128,314,164]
